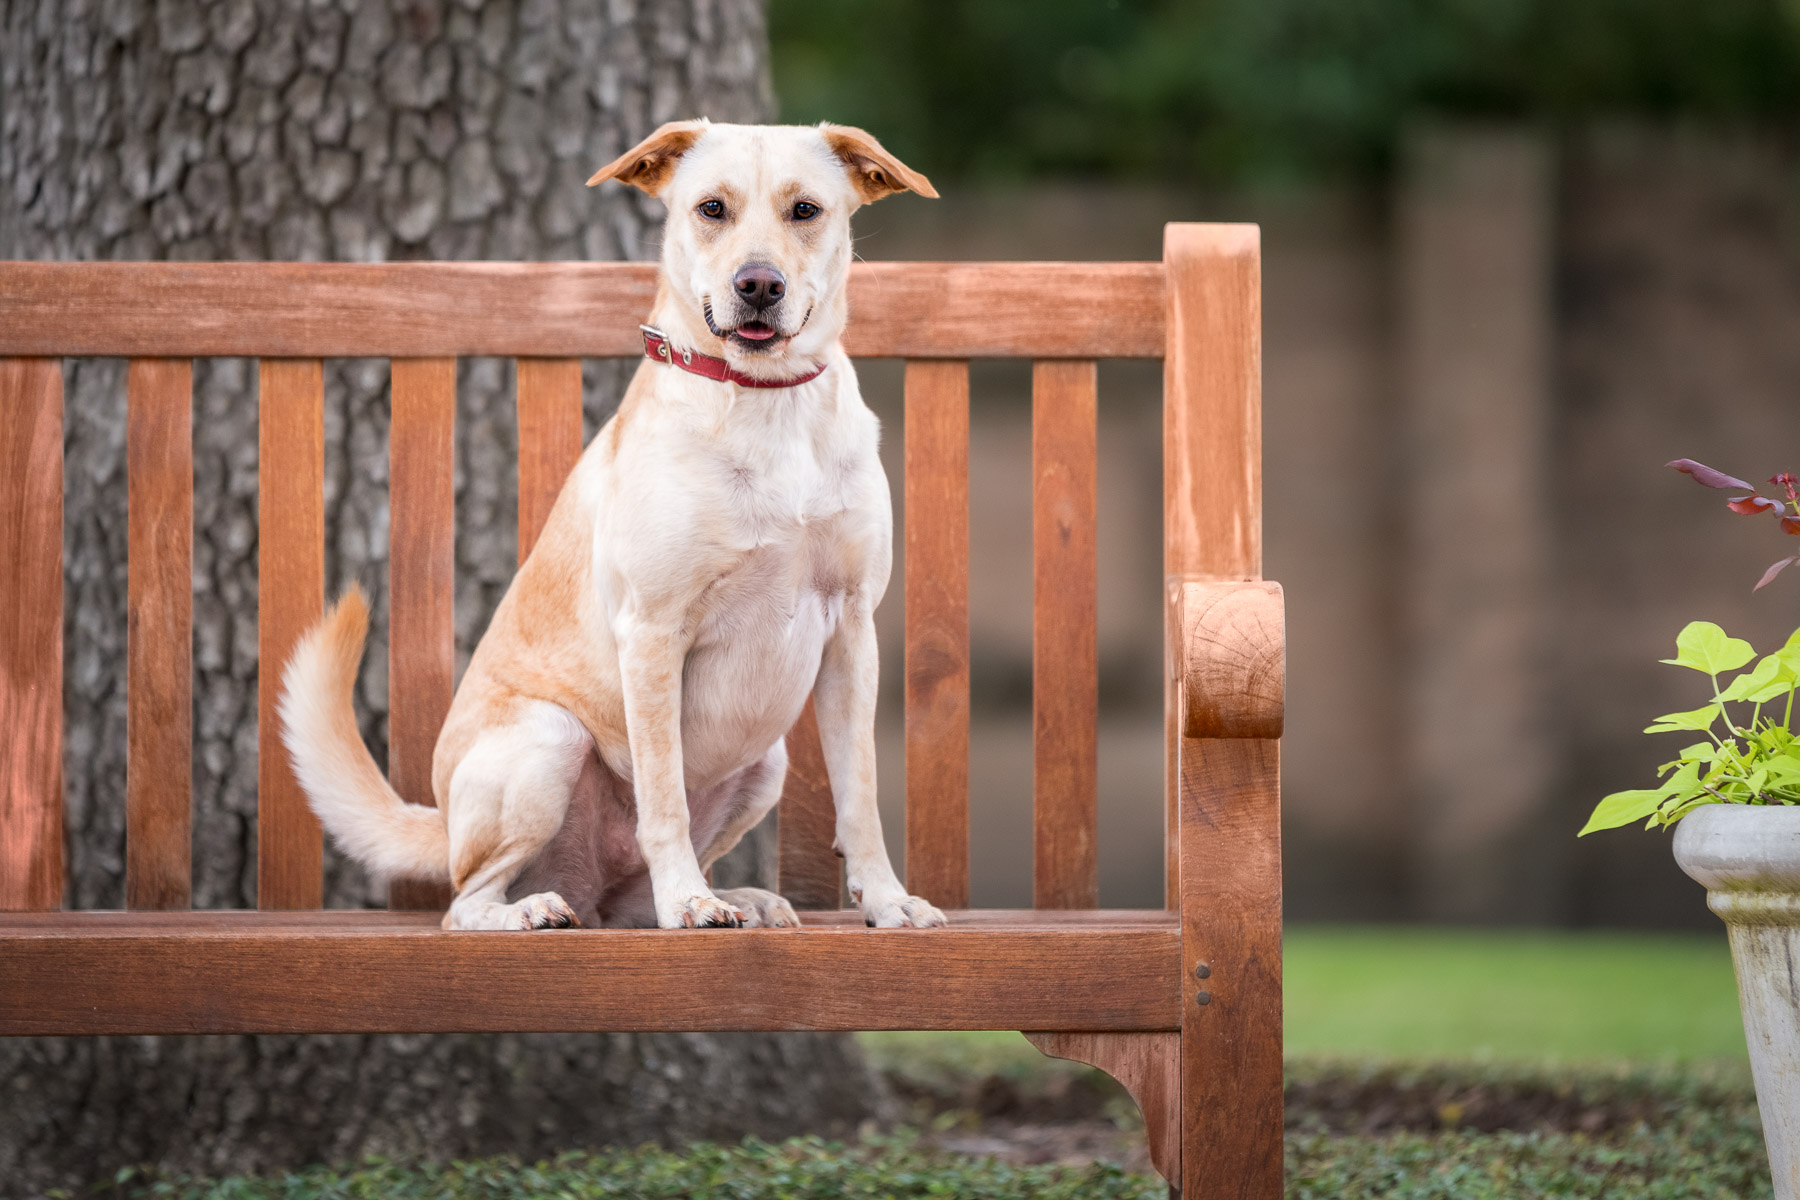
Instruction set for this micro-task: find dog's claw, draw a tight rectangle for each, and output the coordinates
[864,894,948,929]
[669,892,746,929]
[515,892,580,930]
[713,887,801,928]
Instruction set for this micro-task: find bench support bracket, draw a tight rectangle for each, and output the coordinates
[1025,1030,1180,1187]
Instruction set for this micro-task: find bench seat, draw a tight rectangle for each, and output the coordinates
[0,909,1180,1036]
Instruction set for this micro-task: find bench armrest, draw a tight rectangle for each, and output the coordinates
[1178,581,1284,740]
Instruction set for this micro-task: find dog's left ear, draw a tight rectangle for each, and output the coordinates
[820,124,939,203]
[587,120,709,196]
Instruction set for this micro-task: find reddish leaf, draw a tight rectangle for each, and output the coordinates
[1729,495,1783,516]
[1670,459,1753,490]
[1755,555,1800,591]
[1785,516,1800,536]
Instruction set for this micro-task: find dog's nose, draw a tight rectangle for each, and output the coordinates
[732,263,786,310]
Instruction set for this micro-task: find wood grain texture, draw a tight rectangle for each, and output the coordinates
[515,358,583,564]
[1027,1031,1179,1184]
[0,358,63,912]
[127,359,193,910]
[1163,224,1261,581]
[0,262,1165,359]
[387,359,456,912]
[1032,361,1098,909]
[1164,580,1181,911]
[1179,737,1283,1200]
[904,360,970,909]
[1163,221,1281,1200]
[257,360,325,910]
[0,909,1181,1036]
[1182,581,1284,740]
[778,697,843,910]
[1162,222,1264,909]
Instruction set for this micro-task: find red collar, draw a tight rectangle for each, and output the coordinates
[640,325,828,389]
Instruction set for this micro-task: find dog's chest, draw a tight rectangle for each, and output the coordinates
[675,442,875,779]
[694,444,866,635]
[710,434,859,549]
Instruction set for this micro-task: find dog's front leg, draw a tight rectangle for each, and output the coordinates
[815,604,948,928]
[617,618,746,929]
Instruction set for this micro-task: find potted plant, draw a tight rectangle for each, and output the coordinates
[1582,459,1800,1198]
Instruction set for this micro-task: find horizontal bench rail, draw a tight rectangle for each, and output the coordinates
[0,261,1166,359]
[0,909,1181,1036]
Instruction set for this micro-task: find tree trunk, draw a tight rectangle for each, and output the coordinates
[0,1,877,1191]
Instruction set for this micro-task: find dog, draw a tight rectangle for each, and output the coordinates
[279,120,947,932]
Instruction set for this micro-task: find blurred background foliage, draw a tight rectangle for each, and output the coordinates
[770,0,1800,184]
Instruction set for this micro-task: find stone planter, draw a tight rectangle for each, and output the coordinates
[1674,803,1800,1199]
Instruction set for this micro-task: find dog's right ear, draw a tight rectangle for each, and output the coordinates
[587,120,709,196]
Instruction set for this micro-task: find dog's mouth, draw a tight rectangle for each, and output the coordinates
[702,300,812,354]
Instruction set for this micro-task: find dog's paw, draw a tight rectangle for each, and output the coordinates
[863,894,948,929]
[714,887,801,929]
[514,892,581,930]
[662,891,747,929]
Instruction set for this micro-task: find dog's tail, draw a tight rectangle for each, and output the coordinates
[278,585,450,882]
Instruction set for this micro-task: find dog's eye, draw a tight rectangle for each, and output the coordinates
[698,199,725,221]
[791,201,820,221]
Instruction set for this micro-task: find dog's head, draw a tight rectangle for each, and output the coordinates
[589,121,935,377]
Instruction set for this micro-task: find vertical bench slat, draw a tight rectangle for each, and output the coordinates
[1031,360,1098,909]
[515,358,582,563]
[1165,223,1282,1200]
[388,359,456,912]
[126,358,193,910]
[777,698,842,909]
[903,360,970,909]
[0,358,64,911]
[257,359,325,909]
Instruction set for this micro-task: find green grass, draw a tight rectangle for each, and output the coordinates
[865,925,1751,1092]
[110,1138,1163,1200]
[115,1068,1773,1200]
[1283,925,1746,1063]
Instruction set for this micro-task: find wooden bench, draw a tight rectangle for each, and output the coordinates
[0,222,1282,1197]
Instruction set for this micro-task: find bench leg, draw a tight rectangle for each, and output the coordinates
[1025,1031,1180,1185]
[1179,736,1283,1199]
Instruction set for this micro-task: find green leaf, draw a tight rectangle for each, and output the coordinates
[1658,794,1717,827]
[1661,621,1756,674]
[1580,789,1671,836]
[1721,655,1788,701]
[1667,760,1706,799]
[1677,742,1719,763]
[1645,705,1722,734]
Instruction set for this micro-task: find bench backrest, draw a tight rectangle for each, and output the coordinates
[0,223,1261,913]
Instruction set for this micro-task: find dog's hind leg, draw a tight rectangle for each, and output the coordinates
[441,700,592,931]
[699,742,801,928]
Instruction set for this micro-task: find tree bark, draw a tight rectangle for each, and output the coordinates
[0,1,874,1191]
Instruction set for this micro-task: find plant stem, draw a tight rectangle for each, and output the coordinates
[1712,674,1745,737]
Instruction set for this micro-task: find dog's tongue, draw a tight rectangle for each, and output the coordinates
[736,323,776,341]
